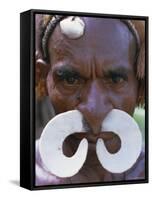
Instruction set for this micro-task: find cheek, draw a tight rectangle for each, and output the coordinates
[111,82,138,115]
[115,95,137,114]
[51,91,78,114]
[46,74,78,113]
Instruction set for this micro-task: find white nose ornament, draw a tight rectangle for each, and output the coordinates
[39,109,142,178]
[96,109,142,173]
[60,16,85,39]
[39,110,88,178]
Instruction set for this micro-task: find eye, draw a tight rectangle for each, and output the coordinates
[108,71,128,85]
[64,76,79,85]
[111,75,124,84]
[55,69,83,87]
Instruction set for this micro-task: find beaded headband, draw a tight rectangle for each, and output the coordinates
[41,15,141,62]
[42,15,66,61]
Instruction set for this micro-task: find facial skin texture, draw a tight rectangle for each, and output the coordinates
[40,17,139,183]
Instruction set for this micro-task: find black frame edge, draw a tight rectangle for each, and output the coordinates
[31,9,148,19]
[20,10,34,190]
[145,16,149,183]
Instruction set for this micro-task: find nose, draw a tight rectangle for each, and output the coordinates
[77,81,113,135]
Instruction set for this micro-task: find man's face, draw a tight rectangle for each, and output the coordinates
[46,17,138,137]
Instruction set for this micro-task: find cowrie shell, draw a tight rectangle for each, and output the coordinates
[60,16,85,39]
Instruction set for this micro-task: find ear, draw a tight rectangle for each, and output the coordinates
[36,59,50,98]
[36,59,50,83]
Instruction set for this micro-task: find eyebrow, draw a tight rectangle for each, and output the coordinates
[103,66,131,80]
[53,64,132,81]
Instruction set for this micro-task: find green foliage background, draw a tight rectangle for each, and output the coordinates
[133,107,145,144]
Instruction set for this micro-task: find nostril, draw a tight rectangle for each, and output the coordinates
[82,118,91,132]
[91,122,101,135]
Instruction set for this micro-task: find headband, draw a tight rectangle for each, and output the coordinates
[41,15,141,62]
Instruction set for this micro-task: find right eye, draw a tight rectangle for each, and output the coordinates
[55,69,83,87]
[63,76,80,86]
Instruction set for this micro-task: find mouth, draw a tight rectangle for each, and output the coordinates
[71,131,118,143]
[64,131,121,155]
[71,132,99,143]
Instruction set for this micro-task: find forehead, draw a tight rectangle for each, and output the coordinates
[48,17,136,68]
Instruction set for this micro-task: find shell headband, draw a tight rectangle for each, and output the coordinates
[41,15,141,62]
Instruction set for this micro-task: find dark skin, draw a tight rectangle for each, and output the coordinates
[37,18,139,183]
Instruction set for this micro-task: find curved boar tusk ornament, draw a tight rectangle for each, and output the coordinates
[39,110,88,178]
[96,109,142,173]
[60,16,85,39]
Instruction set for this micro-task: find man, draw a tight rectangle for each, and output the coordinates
[35,15,145,186]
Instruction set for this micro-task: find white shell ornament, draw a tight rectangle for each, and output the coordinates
[60,16,85,39]
[39,110,88,178]
[39,109,142,178]
[96,109,142,173]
